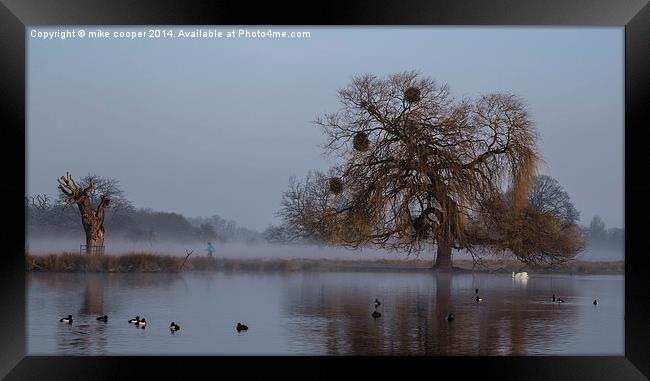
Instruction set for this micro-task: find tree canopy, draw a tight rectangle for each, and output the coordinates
[279,71,584,268]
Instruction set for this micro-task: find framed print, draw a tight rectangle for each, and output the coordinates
[1,0,649,379]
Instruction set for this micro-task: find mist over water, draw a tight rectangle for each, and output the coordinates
[574,246,624,262]
[26,237,622,262]
[26,237,436,260]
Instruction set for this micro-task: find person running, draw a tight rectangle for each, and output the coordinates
[207,242,215,257]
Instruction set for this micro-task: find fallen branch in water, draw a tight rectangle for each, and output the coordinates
[180,249,193,270]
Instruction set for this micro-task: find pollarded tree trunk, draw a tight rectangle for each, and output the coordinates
[78,196,109,254]
[433,239,453,271]
[86,224,105,250]
[81,217,105,254]
[58,172,111,255]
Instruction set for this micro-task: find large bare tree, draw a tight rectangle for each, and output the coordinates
[57,172,112,254]
[279,71,583,270]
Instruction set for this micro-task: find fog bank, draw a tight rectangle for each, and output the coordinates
[26,237,436,261]
[26,237,622,262]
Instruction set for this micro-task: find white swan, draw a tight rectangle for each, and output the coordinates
[512,271,529,279]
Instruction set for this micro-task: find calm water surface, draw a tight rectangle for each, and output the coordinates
[27,271,623,355]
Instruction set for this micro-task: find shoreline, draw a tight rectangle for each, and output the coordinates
[25,252,624,275]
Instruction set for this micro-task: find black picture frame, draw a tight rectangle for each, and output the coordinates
[1,0,648,379]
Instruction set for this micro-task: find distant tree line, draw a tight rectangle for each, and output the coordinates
[262,216,324,246]
[27,174,263,245]
[581,215,623,249]
[188,215,264,244]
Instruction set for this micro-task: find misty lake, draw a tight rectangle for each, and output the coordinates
[27,271,623,355]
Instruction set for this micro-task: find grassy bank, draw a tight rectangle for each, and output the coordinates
[25,252,624,274]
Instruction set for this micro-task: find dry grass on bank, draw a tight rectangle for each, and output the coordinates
[25,252,624,274]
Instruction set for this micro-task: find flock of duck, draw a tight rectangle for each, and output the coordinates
[58,314,249,333]
[369,273,599,324]
[60,273,599,332]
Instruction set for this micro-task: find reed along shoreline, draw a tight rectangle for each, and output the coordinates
[25,252,624,274]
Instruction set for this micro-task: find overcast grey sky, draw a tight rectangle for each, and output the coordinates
[27,27,623,231]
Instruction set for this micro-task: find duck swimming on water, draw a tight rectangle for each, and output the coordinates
[476,296,483,303]
[374,298,381,308]
[446,313,455,322]
[59,315,72,324]
[372,311,382,319]
[128,316,140,324]
[236,323,248,332]
[96,315,108,322]
[137,318,147,328]
[170,322,180,332]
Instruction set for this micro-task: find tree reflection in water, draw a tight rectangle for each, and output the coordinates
[56,274,108,354]
[283,272,579,355]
